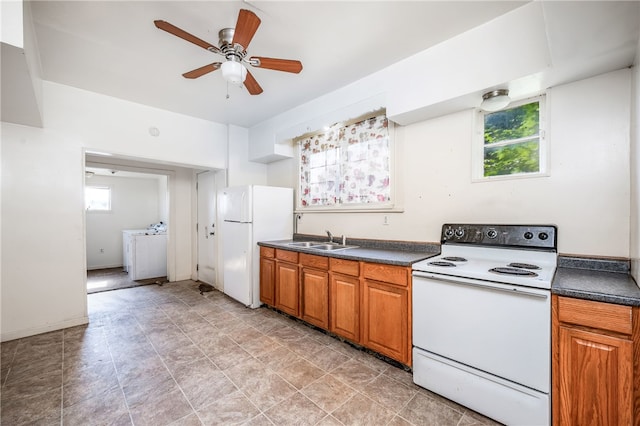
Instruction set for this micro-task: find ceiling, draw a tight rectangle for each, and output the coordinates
[28,1,640,128]
[29,1,530,127]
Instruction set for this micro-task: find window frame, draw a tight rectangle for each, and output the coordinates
[85,185,112,212]
[472,95,548,182]
[295,111,396,212]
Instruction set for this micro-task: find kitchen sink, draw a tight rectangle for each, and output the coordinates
[287,241,358,251]
[308,243,358,251]
[287,241,318,247]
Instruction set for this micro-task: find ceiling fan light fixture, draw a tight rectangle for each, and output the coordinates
[481,89,511,112]
[221,60,247,85]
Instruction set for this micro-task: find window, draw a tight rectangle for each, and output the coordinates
[474,96,546,180]
[298,112,392,209]
[85,186,111,211]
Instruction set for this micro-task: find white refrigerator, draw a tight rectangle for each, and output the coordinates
[221,185,293,308]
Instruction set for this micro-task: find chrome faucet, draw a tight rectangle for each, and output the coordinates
[326,230,333,242]
[326,230,347,245]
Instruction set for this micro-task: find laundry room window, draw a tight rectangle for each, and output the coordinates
[85,186,111,211]
[297,111,392,209]
[473,96,547,181]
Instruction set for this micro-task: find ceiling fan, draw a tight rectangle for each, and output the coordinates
[154,9,303,95]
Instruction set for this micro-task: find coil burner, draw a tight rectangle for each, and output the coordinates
[429,261,457,267]
[489,267,538,277]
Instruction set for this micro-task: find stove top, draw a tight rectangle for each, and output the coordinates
[412,224,557,289]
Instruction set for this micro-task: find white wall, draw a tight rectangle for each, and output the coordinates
[85,175,163,270]
[2,123,89,340]
[270,70,632,258]
[630,41,640,283]
[228,124,267,187]
[1,81,228,341]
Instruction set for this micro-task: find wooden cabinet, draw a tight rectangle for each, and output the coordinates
[361,262,411,365]
[301,254,329,329]
[275,249,299,317]
[259,246,413,366]
[330,258,360,342]
[259,247,275,305]
[552,295,638,426]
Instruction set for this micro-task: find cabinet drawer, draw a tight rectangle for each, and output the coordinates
[558,296,633,335]
[363,263,408,287]
[276,249,298,263]
[300,253,329,270]
[260,246,275,258]
[330,258,360,277]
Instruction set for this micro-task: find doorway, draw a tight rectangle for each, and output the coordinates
[84,166,169,293]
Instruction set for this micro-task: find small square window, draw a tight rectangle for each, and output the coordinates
[473,96,547,181]
[85,186,111,211]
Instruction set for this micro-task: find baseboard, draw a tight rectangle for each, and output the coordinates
[1,316,89,342]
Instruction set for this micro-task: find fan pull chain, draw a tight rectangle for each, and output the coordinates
[226,81,230,99]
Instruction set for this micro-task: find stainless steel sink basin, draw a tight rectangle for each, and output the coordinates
[287,241,318,247]
[309,243,358,251]
[286,241,358,251]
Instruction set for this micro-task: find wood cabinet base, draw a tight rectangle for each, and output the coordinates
[260,248,412,366]
[552,295,639,425]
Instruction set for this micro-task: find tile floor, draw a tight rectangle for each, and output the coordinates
[86,267,167,294]
[1,280,500,425]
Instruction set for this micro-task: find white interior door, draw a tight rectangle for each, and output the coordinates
[197,171,216,285]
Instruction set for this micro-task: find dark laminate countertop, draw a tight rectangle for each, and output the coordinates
[258,238,438,267]
[552,268,640,307]
[551,257,640,307]
[261,237,640,305]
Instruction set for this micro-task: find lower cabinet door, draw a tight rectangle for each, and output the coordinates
[330,273,360,342]
[557,325,633,426]
[362,279,408,363]
[259,257,275,306]
[275,262,299,317]
[301,267,329,329]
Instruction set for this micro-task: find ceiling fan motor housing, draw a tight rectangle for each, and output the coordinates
[218,28,246,62]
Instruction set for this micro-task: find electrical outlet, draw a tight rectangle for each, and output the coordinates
[383,215,389,225]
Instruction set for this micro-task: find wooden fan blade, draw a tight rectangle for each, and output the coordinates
[182,62,222,79]
[154,20,221,54]
[244,70,263,95]
[250,57,303,74]
[232,9,261,49]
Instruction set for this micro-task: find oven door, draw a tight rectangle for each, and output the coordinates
[412,271,550,393]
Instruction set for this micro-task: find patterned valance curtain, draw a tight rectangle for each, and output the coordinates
[299,113,390,207]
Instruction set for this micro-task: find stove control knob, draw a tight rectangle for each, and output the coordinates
[538,232,549,241]
[454,228,465,238]
[524,232,534,240]
[486,229,498,239]
[444,228,454,239]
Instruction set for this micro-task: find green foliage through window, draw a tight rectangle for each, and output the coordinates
[483,101,541,177]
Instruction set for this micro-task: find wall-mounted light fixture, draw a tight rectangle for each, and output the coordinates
[481,89,511,112]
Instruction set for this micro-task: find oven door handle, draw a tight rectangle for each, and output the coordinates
[412,272,549,299]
